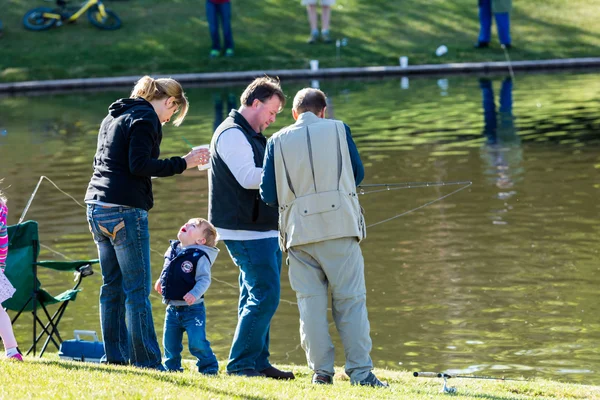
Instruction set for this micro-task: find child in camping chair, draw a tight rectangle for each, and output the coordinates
[0,185,22,361]
[154,218,220,374]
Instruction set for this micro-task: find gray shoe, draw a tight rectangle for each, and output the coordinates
[353,372,389,388]
[312,373,333,384]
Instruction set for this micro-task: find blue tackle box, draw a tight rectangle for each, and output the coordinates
[58,330,105,363]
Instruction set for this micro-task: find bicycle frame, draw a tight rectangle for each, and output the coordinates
[42,0,107,22]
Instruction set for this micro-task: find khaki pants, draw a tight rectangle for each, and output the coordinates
[288,237,373,382]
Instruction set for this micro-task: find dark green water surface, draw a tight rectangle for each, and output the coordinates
[1,71,599,384]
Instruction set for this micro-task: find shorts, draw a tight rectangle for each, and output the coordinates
[301,0,336,6]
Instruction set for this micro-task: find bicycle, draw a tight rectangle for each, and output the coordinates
[23,0,121,31]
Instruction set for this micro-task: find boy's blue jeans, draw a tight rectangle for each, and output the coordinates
[206,1,234,51]
[163,303,218,373]
[86,204,163,369]
[224,238,282,373]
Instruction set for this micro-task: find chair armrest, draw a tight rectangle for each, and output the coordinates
[35,259,99,272]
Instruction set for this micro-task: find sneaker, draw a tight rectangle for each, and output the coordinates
[307,31,319,44]
[225,48,234,57]
[8,354,23,361]
[473,41,489,49]
[260,366,295,380]
[209,49,220,58]
[312,373,333,385]
[353,372,389,388]
[321,30,332,43]
[226,369,265,378]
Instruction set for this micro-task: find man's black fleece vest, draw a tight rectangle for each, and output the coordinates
[159,240,207,301]
[208,110,278,231]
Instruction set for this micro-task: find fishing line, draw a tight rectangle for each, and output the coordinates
[360,181,472,229]
[501,44,515,80]
[40,243,74,260]
[18,175,85,224]
[358,180,471,195]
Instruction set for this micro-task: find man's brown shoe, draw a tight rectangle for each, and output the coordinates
[260,366,295,380]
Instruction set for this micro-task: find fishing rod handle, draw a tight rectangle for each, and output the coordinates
[413,372,442,378]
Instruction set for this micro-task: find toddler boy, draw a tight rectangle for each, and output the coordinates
[154,218,220,374]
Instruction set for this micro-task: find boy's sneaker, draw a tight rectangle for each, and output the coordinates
[353,372,389,388]
[225,48,234,57]
[209,49,220,58]
[307,31,319,44]
[321,30,332,43]
[8,353,23,361]
[312,373,333,384]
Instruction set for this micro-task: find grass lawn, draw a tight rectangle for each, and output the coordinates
[0,0,599,82]
[1,355,599,399]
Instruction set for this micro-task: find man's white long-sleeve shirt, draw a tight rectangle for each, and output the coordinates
[214,128,278,241]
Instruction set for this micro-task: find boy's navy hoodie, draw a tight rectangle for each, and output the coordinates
[159,242,220,306]
[85,98,187,211]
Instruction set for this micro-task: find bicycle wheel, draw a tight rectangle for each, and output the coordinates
[23,7,58,31]
[87,6,121,30]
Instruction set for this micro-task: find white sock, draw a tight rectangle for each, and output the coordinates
[6,347,19,357]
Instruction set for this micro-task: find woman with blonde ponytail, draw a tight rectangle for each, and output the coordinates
[84,75,209,370]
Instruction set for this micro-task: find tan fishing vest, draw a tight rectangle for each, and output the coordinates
[272,112,366,252]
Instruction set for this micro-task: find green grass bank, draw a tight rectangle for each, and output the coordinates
[1,355,599,399]
[1,0,599,83]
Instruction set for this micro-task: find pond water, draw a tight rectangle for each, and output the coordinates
[1,71,599,385]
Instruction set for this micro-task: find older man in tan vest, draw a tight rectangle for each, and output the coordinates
[260,88,388,388]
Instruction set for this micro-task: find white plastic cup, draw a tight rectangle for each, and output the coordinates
[399,56,408,68]
[193,144,211,171]
[436,45,448,56]
[309,60,319,71]
[401,77,409,89]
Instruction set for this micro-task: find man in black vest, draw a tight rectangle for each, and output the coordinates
[208,77,294,379]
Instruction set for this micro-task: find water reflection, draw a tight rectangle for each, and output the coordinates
[479,77,523,224]
[212,92,237,133]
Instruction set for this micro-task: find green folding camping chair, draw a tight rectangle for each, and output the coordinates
[2,220,98,357]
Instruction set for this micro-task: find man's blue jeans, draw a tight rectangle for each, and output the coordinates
[163,303,218,373]
[478,0,511,45]
[86,204,163,369]
[224,238,282,372]
[206,1,234,51]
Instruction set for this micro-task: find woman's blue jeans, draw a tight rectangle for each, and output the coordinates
[86,204,163,369]
[206,1,234,51]
[163,303,218,373]
[224,238,282,372]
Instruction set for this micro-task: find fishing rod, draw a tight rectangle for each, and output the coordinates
[413,371,527,394]
[414,371,524,380]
